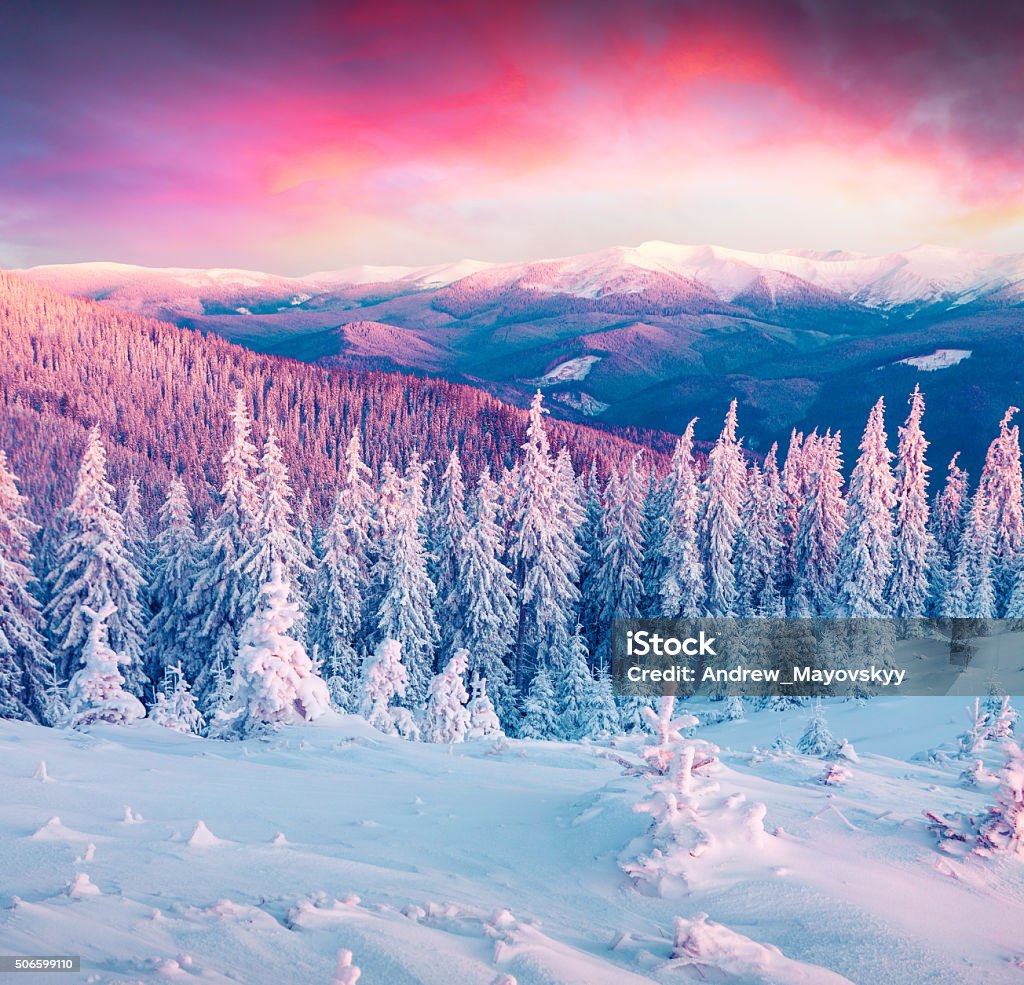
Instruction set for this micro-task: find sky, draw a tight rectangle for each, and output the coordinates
[2,0,1023,273]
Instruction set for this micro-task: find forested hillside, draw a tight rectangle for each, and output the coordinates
[0,272,667,523]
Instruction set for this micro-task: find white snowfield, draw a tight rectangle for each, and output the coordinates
[896,349,973,372]
[1,699,1022,985]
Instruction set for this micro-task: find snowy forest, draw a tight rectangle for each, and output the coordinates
[2,272,1023,741]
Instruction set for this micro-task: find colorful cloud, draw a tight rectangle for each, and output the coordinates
[1,0,1023,270]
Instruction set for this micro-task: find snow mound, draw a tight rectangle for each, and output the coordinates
[668,913,855,983]
[31,815,90,841]
[187,820,228,848]
[67,872,102,898]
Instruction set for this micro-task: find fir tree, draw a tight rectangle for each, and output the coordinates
[797,699,839,756]
[358,638,408,736]
[238,426,312,631]
[520,663,559,739]
[468,672,503,739]
[979,408,1024,611]
[584,665,621,738]
[945,488,997,618]
[556,623,595,740]
[660,419,704,618]
[121,477,151,584]
[888,386,934,621]
[594,453,646,663]
[832,398,895,617]
[151,662,205,735]
[145,479,198,686]
[46,426,147,695]
[735,451,785,617]
[976,741,1024,858]
[423,649,472,744]
[188,392,259,696]
[373,454,439,705]
[699,401,747,617]
[639,469,671,616]
[223,561,330,736]
[508,392,581,683]
[430,450,469,651]
[791,431,846,615]
[0,449,53,722]
[65,602,146,728]
[577,461,606,645]
[448,470,517,726]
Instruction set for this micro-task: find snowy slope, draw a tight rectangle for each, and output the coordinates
[2,700,1022,984]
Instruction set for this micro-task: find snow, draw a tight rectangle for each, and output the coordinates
[896,349,972,371]
[1,701,1022,983]
[536,356,602,385]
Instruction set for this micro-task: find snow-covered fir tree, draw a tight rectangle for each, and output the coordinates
[188,392,259,696]
[976,741,1024,858]
[519,662,559,739]
[594,453,646,662]
[373,454,439,705]
[221,562,330,736]
[944,487,997,618]
[65,601,146,728]
[584,665,621,738]
[639,468,670,616]
[0,449,53,722]
[797,699,838,756]
[145,478,199,686]
[430,450,469,650]
[423,648,471,744]
[832,398,895,617]
[734,449,785,617]
[508,392,581,684]
[238,426,312,632]
[659,419,704,618]
[151,662,205,735]
[121,477,151,584]
[447,469,517,727]
[467,671,503,739]
[46,426,147,696]
[888,386,933,620]
[978,408,1024,611]
[556,623,595,740]
[578,461,606,644]
[791,431,846,615]
[699,402,747,617]
[932,453,969,568]
[779,428,806,587]
[358,637,408,736]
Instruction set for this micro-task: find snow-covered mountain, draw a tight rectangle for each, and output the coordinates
[16,242,1024,473]
[21,242,1024,313]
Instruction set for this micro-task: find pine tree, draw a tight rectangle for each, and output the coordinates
[976,741,1024,858]
[46,427,147,695]
[188,392,259,696]
[888,386,933,620]
[578,462,606,644]
[584,665,621,738]
[239,426,311,631]
[509,392,581,683]
[151,662,205,735]
[447,470,516,726]
[430,451,469,651]
[978,408,1024,611]
[699,402,747,617]
[520,663,559,739]
[930,453,969,614]
[556,624,595,740]
[734,452,785,617]
[639,469,670,616]
[468,671,503,739]
[945,488,997,618]
[66,602,146,728]
[423,649,472,744]
[797,699,838,756]
[145,479,199,686]
[358,638,408,736]
[791,431,846,615]
[0,450,53,722]
[594,453,646,662]
[121,477,151,584]
[832,398,895,617]
[780,429,806,587]
[660,419,704,618]
[223,562,331,736]
[373,454,439,705]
